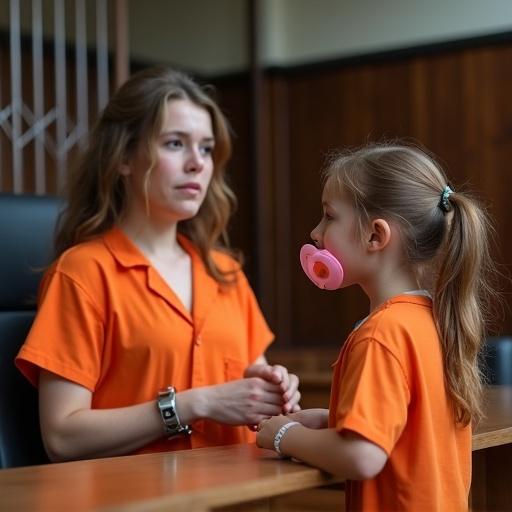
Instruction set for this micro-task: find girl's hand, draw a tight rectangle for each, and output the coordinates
[255,414,292,451]
[244,363,301,413]
[286,408,329,429]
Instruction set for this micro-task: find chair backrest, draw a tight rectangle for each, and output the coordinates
[0,193,63,468]
[482,336,512,386]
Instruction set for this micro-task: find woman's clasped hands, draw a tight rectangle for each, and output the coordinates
[203,363,301,427]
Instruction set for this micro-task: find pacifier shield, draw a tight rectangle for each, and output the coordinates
[299,244,344,290]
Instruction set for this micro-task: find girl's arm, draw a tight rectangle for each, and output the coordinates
[256,415,388,480]
[39,368,296,462]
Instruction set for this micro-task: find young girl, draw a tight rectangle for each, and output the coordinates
[16,66,300,462]
[256,143,499,511]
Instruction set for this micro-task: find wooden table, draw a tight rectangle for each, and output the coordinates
[471,385,512,511]
[0,386,510,512]
[0,443,342,512]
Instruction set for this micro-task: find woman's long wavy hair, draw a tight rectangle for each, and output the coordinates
[55,66,239,284]
[325,142,502,426]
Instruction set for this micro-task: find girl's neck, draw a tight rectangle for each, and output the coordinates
[363,268,420,312]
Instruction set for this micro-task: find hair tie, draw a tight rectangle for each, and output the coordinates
[439,185,454,213]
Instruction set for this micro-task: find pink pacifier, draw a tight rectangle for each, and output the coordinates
[300,244,344,290]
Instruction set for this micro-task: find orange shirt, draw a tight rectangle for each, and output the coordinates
[16,227,273,453]
[329,295,471,512]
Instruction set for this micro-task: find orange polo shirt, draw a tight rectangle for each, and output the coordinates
[16,227,273,453]
[329,295,471,511]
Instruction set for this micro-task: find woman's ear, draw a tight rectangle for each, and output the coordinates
[367,219,391,252]
[119,163,131,176]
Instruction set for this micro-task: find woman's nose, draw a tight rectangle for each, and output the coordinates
[185,148,204,173]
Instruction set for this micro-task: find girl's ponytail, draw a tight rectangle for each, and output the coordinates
[434,192,497,425]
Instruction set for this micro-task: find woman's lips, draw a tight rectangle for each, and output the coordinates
[175,182,201,195]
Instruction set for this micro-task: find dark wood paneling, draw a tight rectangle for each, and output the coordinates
[255,42,512,347]
[4,34,511,347]
[209,76,257,283]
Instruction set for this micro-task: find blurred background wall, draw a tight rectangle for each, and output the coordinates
[1,0,511,349]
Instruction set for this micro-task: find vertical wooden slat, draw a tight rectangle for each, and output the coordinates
[270,77,292,346]
[114,0,129,89]
[32,0,45,194]
[248,0,274,321]
[9,0,23,193]
[75,0,88,151]
[54,0,67,191]
[96,0,109,111]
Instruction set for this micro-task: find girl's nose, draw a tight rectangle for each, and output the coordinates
[310,227,322,248]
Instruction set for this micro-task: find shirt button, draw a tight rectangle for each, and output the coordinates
[195,335,202,346]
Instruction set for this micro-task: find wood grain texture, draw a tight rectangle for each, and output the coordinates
[473,386,512,450]
[0,443,342,512]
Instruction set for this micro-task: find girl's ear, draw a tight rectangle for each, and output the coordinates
[367,219,391,252]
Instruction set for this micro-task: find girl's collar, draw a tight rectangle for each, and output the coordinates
[353,289,431,330]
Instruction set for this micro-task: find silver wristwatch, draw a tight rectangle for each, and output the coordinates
[157,386,192,437]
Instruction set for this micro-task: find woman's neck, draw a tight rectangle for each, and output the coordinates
[118,207,182,260]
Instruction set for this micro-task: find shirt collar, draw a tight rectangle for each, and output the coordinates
[102,226,150,268]
[102,226,202,270]
[103,226,219,329]
[353,292,432,331]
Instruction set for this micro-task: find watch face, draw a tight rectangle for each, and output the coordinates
[163,407,175,420]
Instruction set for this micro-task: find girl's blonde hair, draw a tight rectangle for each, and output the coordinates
[55,65,238,284]
[325,142,501,425]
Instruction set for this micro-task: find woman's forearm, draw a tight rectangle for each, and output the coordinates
[39,367,292,462]
[39,378,208,462]
[42,400,165,461]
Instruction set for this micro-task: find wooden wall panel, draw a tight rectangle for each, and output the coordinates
[3,33,511,348]
[209,76,257,282]
[259,42,512,347]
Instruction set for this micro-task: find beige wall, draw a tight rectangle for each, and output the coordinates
[1,0,512,75]
[127,0,248,75]
[263,0,512,67]
[128,0,512,73]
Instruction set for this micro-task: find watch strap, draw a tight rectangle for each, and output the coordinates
[157,386,192,438]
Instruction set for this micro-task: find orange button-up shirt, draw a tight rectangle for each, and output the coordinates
[16,227,274,453]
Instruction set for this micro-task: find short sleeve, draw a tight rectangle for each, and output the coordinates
[16,270,105,391]
[332,339,410,455]
[238,271,274,363]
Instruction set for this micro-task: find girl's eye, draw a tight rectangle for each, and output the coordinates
[324,212,334,221]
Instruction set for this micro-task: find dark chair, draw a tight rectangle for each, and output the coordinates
[0,193,62,468]
[482,336,512,386]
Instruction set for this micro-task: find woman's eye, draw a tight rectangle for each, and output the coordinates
[200,145,214,156]
[324,212,334,221]
[164,139,182,149]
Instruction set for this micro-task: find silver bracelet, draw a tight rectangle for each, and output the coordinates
[273,421,300,456]
[157,386,192,438]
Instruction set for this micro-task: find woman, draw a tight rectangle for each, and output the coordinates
[16,66,300,462]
